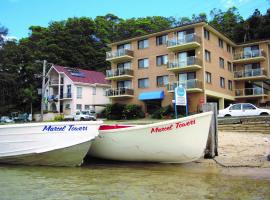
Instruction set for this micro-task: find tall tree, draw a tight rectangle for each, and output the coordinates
[0,23,8,46]
[209,7,244,41]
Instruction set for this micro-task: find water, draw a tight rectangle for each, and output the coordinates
[0,161,270,200]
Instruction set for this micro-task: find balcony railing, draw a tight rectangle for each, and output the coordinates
[47,95,59,102]
[233,50,266,60]
[167,56,202,71]
[106,88,134,97]
[167,34,201,48]
[234,68,267,79]
[60,93,72,99]
[106,49,134,61]
[167,79,202,92]
[235,88,268,97]
[106,68,134,79]
[49,79,64,85]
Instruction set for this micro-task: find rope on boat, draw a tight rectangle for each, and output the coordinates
[213,158,265,168]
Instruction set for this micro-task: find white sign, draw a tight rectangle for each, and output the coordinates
[174,85,186,106]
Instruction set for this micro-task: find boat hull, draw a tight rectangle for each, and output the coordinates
[89,112,212,163]
[0,121,102,166]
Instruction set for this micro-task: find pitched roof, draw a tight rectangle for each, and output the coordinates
[53,65,109,85]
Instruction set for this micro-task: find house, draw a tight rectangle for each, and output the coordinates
[105,21,270,114]
[44,65,111,115]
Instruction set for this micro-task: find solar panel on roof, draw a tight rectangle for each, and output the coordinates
[64,67,86,78]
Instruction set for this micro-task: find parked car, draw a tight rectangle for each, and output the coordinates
[73,110,97,121]
[0,116,14,123]
[218,103,270,117]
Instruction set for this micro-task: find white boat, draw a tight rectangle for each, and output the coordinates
[88,112,212,163]
[0,121,102,167]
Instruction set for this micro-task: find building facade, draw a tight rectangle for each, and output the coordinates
[105,21,270,114]
[45,65,111,115]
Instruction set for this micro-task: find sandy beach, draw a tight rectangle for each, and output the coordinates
[195,131,270,171]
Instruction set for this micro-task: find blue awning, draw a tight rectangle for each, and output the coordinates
[138,90,164,100]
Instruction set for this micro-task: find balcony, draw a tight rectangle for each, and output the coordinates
[105,68,134,80]
[234,68,268,81]
[106,88,134,98]
[167,79,203,93]
[233,50,266,64]
[60,93,72,100]
[106,49,134,63]
[235,88,268,98]
[167,57,202,72]
[167,34,201,52]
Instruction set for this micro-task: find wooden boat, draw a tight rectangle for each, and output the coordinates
[0,121,102,167]
[88,112,212,163]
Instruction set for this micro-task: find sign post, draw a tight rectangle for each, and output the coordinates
[174,85,188,118]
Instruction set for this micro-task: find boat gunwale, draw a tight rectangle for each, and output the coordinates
[100,111,213,133]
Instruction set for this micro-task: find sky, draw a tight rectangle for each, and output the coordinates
[0,0,269,39]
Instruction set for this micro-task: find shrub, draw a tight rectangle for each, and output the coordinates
[151,105,174,119]
[104,103,144,120]
[104,103,125,120]
[54,114,64,121]
[123,104,144,119]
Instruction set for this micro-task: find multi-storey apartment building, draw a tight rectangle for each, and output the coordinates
[105,21,270,114]
[44,65,111,115]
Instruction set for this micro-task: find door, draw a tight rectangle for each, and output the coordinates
[228,104,242,116]
[242,103,259,116]
[179,72,196,89]
[177,31,185,43]
[178,52,187,67]
[243,47,252,58]
[67,85,71,98]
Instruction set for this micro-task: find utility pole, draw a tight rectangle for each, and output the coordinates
[40,60,47,122]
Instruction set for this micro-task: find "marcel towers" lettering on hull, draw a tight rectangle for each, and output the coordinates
[42,125,88,132]
[150,119,196,134]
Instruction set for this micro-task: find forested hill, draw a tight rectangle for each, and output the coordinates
[0,7,269,114]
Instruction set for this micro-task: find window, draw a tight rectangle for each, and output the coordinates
[76,104,82,110]
[205,50,211,62]
[103,88,106,96]
[77,87,82,99]
[92,87,96,95]
[65,104,70,109]
[156,75,168,87]
[138,58,149,69]
[117,80,131,89]
[156,34,168,46]
[229,104,241,110]
[220,77,225,88]
[242,103,256,110]
[85,105,90,110]
[138,78,149,88]
[205,72,212,83]
[204,28,210,40]
[232,47,235,55]
[138,39,149,49]
[228,80,233,90]
[117,43,131,50]
[218,38,223,48]
[117,62,131,70]
[227,44,231,53]
[219,57,224,68]
[227,62,232,72]
[243,45,259,58]
[156,55,168,66]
